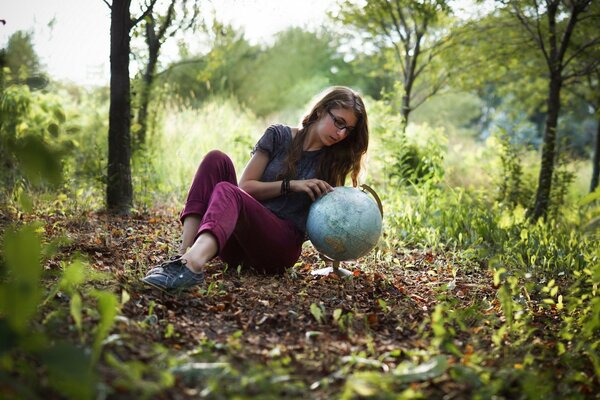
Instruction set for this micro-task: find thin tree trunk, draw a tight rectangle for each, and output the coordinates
[136,18,160,146]
[591,115,600,192]
[107,0,133,214]
[400,59,415,135]
[400,91,410,134]
[530,75,562,220]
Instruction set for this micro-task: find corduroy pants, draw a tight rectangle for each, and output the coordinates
[179,150,304,273]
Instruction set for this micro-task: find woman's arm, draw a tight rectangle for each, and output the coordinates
[239,150,334,202]
[239,150,282,201]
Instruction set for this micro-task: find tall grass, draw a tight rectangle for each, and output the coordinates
[132,96,267,208]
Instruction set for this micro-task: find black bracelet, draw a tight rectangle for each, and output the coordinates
[285,179,291,194]
[281,179,288,196]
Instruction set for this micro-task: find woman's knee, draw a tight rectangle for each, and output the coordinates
[213,181,238,194]
[201,150,232,167]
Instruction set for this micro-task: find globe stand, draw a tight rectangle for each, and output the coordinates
[307,184,384,278]
[311,256,352,277]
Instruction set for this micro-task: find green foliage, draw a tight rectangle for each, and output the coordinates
[90,290,119,365]
[161,25,362,118]
[310,302,325,324]
[130,96,264,207]
[170,350,306,398]
[1,11,599,397]
[495,132,534,207]
[369,101,446,187]
[0,225,42,333]
[161,23,253,102]
[105,352,175,398]
[0,224,120,399]
[236,27,342,117]
[2,30,44,86]
[410,91,485,138]
[0,84,68,192]
[335,0,454,132]
[341,356,448,399]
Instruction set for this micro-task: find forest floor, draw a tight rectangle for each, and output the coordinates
[18,208,504,399]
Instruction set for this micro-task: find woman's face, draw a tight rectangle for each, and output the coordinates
[315,107,358,147]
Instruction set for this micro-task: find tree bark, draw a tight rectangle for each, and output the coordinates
[530,75,562,220]
[107,0,133,214]
[400,89,411,133]
[591,115,600,192]
[136,16,160,146]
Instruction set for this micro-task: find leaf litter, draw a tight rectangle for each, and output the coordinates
[19,208,500,398]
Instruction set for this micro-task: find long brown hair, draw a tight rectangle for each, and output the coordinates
[280,86,369,187]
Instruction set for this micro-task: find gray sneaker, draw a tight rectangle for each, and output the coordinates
[146,255,180,275]
[142,259,204,293]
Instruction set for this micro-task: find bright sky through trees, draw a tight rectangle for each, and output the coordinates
[0,0,336,86]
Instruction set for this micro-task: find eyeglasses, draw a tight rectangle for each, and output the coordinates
[327,109,354,134]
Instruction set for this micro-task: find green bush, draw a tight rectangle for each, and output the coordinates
[368,100,446,188]
[0,84,69,193]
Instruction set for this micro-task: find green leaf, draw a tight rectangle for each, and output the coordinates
[333,308,343,322]
[494,267,507,286]
[580,189,600,206]
[47,122,59,137]
[0,225,42,332]
[60,260,87,294]
[90,290,119,364]
[17,190,33,213]
[13,134,62,186]
[393,355,449,383]
[170,362,229,385]
[310,303,324,324]
[344,372,380,396]
[70,293,83,334]
[41,342,95,400]
[164,323,175,339]
[53,107,66,123]
[121,289,130,305]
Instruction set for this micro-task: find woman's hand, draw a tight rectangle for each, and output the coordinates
[290,179,333,201]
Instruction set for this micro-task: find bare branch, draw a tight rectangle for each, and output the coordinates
[563,37,600,69]
[102,0,112,9]
[157,0,177,40]
[372,4,405,74]
[510,2,549,63]
[557,1,591,65]
[533,0,548,59]
[564,57,600,81]
[155,58,203,77]
[383,0,406,43]
[411,72,448,110]
[394,0,410,37]
[132,0,159,27]
[178,0,202,33]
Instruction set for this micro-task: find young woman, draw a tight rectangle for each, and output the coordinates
[142,86,369,293]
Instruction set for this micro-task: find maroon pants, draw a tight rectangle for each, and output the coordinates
[180,150,304,273]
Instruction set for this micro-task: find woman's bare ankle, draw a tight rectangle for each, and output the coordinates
[180,255,204,273]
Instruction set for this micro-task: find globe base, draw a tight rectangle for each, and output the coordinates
[310,261,352,277]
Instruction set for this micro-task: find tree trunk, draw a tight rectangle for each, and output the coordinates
[591,115,600,192]
[400,91,410,134]
[530,75,562,220]
[136,17,160,146]
[107,0,133,214]
[400,58,415,135]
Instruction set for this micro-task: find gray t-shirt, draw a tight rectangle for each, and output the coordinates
[252,124,324,234]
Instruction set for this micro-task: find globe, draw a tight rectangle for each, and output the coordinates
[306,186,383,261]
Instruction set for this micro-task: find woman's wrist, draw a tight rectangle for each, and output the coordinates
[280,178,291,196]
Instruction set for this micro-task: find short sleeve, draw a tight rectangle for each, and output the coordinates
[252,125,285,159]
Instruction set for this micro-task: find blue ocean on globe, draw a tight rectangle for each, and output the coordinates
[306,186,383,261]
